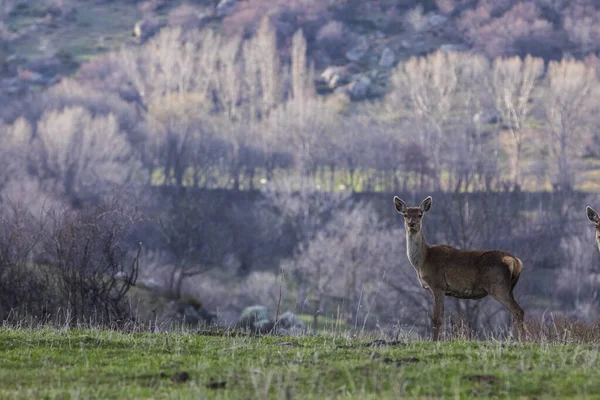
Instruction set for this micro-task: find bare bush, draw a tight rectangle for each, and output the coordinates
[154,192,234,299]
[262,177,351,307]
[435,0,477,15]
[403,4,428,33]
[556,235,599,322]
[237,271,282,309]
[0,200,51,322]
[41,200,141,325]
[287,203,400,329]
[221,0,330,45]
[315,21,350,60]
[457,2,555,59]
[168,4,208,31]
[562,3,600,56]
[0,196,141,326]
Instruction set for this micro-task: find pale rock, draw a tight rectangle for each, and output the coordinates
[427,13,448,28]
[216,0,237,17]
[440,43,469,53]
[349,75,371,100]
[379,47,395,68]
[345,36,369,62]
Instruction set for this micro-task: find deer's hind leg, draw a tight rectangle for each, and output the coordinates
[488,285,525,339]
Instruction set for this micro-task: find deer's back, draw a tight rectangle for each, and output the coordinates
[422,245,517,299]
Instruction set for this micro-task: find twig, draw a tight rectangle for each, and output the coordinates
[274,268,284,331]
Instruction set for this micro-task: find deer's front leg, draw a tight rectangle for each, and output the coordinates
[431,288,445,341]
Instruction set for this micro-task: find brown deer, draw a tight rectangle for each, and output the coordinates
[394,196,524,340]
[586,206,600,253]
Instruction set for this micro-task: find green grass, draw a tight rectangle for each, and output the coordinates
[10,1,142,63]
[1,328,600,399]
[296,314,356,333]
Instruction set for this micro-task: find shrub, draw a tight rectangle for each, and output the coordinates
[562,2,600,55]
[435,0,477,15]
[457,2,556,58]
[315,21,350,60]
[222,0,330,47]
[168,4,208,31]
[403,4,429,33]
[40,199,142,326]
[0,196,141,326]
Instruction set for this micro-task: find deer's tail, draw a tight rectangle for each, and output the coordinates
[503,256,523,295]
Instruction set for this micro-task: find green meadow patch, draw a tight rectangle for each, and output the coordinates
[0,328,600,399]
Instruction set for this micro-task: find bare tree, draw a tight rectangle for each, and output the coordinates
[146,94,215,187]
[555,234,599,322]
[446,53,493,192]
[285,202,397,331]
[33,106,138,203]
[267,95,333,178]
[538,59,600,191]
[0,118,30,194]
[491,55,544,188]
[388,51,496,192]
[242,17,282,121]
[155,193,234,300]
[562,2,600,56]
[388,51,459,189]
[42,79,142,139]
[262,177,351,307]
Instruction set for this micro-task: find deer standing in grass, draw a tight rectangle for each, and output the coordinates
[394,196,525,341]
[586,206,600,253]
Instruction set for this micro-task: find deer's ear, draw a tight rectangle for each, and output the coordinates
[587,206,600,223]
[394,197,407,214]
[420,196,432,213]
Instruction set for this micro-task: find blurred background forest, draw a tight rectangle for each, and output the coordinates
[2,0,600,337]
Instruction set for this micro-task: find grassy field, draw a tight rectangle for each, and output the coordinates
[1,328,600,399]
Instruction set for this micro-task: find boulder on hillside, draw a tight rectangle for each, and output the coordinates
[238,306,306,335]
[345,36,369,62]
[340,75,371,100]
[156,298,217,328]
[427,13,448,29]
[379,47,395,68]
[133,18,163,43]
[138,0,168,14]
[275,311,305,334]
[25,56,61,78]
[440,43,469,53]
[320,66,350,89]
[216,0,237,17]
[168,5,209,31]
[238,305,273,333]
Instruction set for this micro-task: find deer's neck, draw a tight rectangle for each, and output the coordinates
[406,230,428,270]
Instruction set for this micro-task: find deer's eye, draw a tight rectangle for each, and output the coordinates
[418,214,423,218]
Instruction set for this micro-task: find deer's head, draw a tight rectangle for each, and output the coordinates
[394,196,432,234]
[587,206,600,251]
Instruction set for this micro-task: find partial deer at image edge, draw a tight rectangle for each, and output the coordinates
[586,206,600,253]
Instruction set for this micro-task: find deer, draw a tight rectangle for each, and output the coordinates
[586,206,600,253]
[394,196,525,341]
